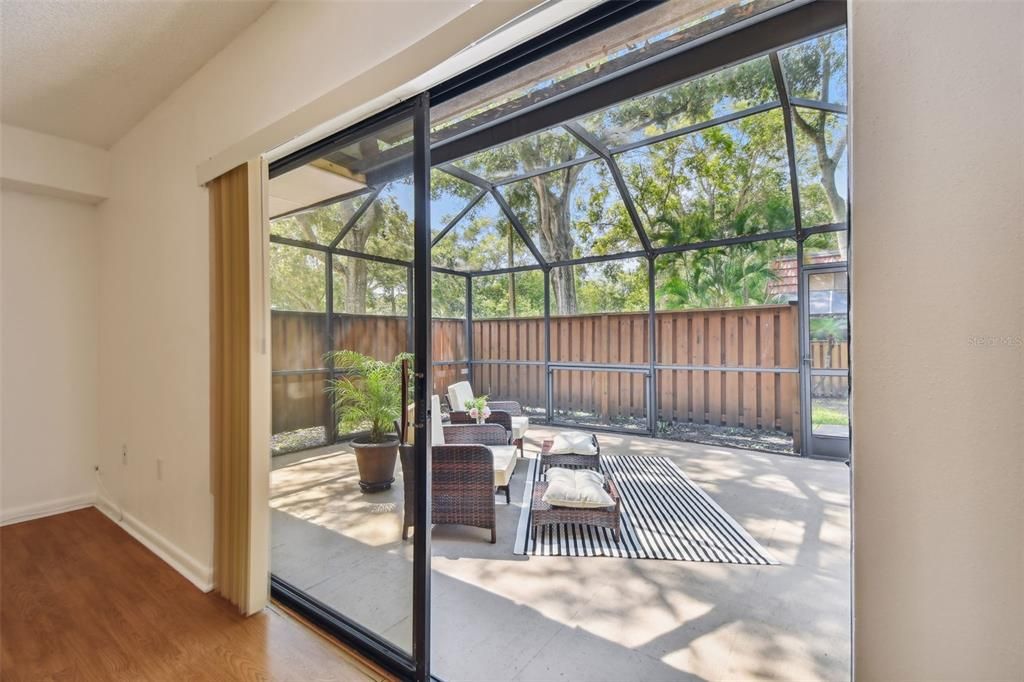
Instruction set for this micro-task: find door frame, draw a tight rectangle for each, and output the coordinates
[266,98,430,682]
[800,260,850,460]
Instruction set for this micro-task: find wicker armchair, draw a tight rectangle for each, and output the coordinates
[400,398,512,543]
[447,381,529,456]
[449,408,513,437]
[432,455,494,542]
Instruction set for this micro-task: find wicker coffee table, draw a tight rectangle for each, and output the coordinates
[539,435,601,472]
[530,476,621,542]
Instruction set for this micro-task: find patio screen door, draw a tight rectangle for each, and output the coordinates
[267,95,433,681]
[801,263,850,459]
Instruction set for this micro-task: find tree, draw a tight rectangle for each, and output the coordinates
[781,30,849,257]
[580,56,777,148]
[270,242,325,311]
[573,259,649,314]
[657,244,785,309]
[452,130,588,313]
[432,273,467,319]
[271,32,849,317]
[271,189,414,315]
[615,108,792,309]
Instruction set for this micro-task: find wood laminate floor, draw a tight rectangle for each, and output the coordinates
[0,508,386,682]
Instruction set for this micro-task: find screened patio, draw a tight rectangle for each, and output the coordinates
[269,26,849,460]
[267,6,851,680]
[271,424,851,681]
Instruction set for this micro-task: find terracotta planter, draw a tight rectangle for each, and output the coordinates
[353,437,399,493]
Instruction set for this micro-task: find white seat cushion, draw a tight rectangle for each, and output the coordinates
[431,395,445,445]
[542,467,613,508]
[405,403,417,443]
[447,381,474,412]
[491,445,518,487]
[510,415,529,440]
[548,430,597,455]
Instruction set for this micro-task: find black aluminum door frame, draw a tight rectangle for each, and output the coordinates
[800,259,851,460]
[268,96,433,682]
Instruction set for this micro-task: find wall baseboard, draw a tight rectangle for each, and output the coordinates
[0,493,96,526]
[2,494,215,595]
[95,496,214,593]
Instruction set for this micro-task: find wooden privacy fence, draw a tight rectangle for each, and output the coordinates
[272,304,827,440]
[810,339,850,397]
[471,304,801,436]
[271,311,466,434]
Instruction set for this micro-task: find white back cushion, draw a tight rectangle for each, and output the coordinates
[542,468,613,508]
[431,395,445,445]
[447,381,475,411]
[548,431,598,455]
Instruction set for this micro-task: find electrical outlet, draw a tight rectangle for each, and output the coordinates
[156,458,163,481]
[122,444,128,465]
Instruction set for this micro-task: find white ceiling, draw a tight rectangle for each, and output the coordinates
[0,0,273,148]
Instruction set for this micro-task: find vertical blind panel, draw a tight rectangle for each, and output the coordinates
[210,163,252,613]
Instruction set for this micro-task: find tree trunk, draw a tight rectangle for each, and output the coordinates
[340,202,376,314]
[528,165,583,313]
[793,108,848,261]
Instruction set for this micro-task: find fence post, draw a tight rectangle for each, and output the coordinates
[324,253,337,444]
[647,257,657,435]
[791,301,802,454]
[465,273,474,387]
[544,269,552,422]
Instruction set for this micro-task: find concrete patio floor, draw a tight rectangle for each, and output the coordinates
[271,426,851,682]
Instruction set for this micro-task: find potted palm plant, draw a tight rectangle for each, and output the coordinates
[325,350,411,493]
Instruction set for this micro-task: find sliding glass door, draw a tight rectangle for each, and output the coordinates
[268,97,432,679]
[265,2,849,679]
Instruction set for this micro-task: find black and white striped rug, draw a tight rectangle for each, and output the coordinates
[513,455,778,564]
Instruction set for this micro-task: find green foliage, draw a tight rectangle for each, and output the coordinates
[569,260,649,314]
[779,30,847,104]
[471,270,546,319]
[464,396,488,413]
[803,230,846,259]
[269,192,413,315]
[656,243,788,309]
[325,351,412,443]
[809,315,848,342]
[581,57,778,146]
[623,110,793,247]
[433,273,467,318]
[270,243,325,312]
[271,31,849,321]
[334,258,408,316]
[343,183,414,261]
[782,30,849,229]
[271,196,359,244]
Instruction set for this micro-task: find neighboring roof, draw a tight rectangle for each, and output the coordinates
[768,252,844,298]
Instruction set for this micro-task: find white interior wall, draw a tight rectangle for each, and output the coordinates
[0,190,99,524]
[850,1,1024,679]
[1,125,111,203]
[95,0,477,588]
